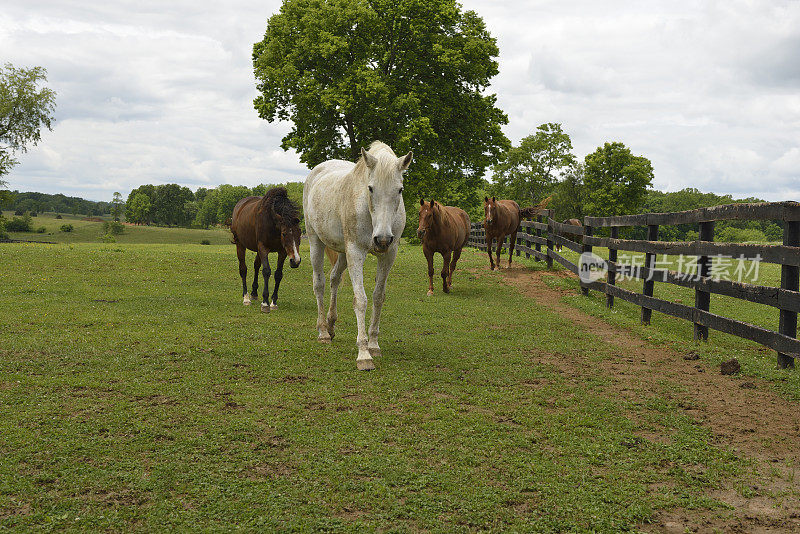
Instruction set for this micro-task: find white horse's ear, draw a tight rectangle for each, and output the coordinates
[398,151,413,172]
[361,147,377,169]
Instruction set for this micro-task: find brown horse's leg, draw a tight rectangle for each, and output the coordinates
[449,248,462,287]
[269,252,286,309]
[251,253,261,301]
[486,235,495,270]
[237,244,250,305]
[509,230,517,268]
[257,242,271,313]
[424,246,435,296]
[441,250,451,293]
[495,235,504,270]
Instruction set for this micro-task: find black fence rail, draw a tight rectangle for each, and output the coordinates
[467,202,800,369]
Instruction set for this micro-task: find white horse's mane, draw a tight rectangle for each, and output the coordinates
[353,141,400,183]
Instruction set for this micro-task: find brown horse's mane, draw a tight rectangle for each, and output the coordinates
[260,187,299,223]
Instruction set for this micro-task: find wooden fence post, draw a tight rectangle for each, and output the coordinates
[641,224,659,325]
[534,215,542,261]
[581,225,593,296]
[694,221,715,341]
[545,217,553,269]
[778,220,799,369]
[606,226,618,308]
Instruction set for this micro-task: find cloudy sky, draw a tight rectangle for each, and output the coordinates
[2,0,799,202]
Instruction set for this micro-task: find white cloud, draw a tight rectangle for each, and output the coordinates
[3,0,799,203]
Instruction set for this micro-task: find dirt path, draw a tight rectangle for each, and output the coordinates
[494,263,800,533]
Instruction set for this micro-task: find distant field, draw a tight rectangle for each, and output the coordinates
[2,211,231,245]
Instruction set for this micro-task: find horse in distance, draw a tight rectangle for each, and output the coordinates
[416,199,471,295]
[483,196,551,270]
[230,187,302,312]
[555,218,582,252]
[303,141,412,371]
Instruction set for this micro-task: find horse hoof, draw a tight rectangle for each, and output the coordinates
[318,334,332,343]
[357,358,375,371]
[368,347,381,358]
[426,290,434,296]
[270,301,278,310]
[243,296,251,305]
[261,303,270,313]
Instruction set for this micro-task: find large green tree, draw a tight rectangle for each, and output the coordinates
[125,192,152,225]
[583,142,654,217]
[491,123,576,206]
[0,64,56,179]
[252,0,509,221]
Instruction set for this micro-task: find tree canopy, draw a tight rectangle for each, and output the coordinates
[582,142,654,217]
[253,0,510,223]
[491,123,576,206]
[0,64,56,179]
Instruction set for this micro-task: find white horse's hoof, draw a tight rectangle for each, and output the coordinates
[357,358,375,371]
[261,303,270,313]
[426,289,434,296]
[368,347,382,358]
[243,295,251,305]
[318,333,332,343]
[270,301,278,309]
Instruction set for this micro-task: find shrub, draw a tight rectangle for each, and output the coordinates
[0,217,7,240]
[30,211,37,217]
[6,215,32,232]
[35,226,46,233]
[14,209,24,216]
[200,239,211,245]
[102,220,124,235]
[101,233,116,243]
[60,224,74,232]
[716,226,766,243]
[55,214,63,219]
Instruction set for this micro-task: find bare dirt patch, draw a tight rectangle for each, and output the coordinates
[497,263,800,532]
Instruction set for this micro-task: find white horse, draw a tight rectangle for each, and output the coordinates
[303,141,412,371]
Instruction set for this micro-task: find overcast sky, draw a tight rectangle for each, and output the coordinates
[2,0,799,202]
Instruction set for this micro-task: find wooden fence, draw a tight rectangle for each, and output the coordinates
[467,202,800,369]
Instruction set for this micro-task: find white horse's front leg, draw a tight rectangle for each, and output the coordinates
[309,234,330,342]
[326,252,348,340]
[346,245,373,370]
[369,245,397,358]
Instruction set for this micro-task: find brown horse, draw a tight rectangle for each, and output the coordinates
[483,196,551,270]
[230,187,302,312]
[417,199,471,295]
[555,218,582,252]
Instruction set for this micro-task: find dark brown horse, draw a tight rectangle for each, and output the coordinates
[230,187,302,312]
[483,196,551,270]
[417,199,471,295]
[555,218,582,252]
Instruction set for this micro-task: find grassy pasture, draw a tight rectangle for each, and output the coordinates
[0,228,795,531]
[546,246,800,399]
[2,211,231,245]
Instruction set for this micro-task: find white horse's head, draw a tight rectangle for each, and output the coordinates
[361,144,413,252]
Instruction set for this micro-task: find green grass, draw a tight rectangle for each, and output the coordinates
[2,211,231,245]
[0,237,765,532]
[523,245,800,400]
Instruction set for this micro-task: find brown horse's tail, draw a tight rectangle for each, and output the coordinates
[519,196,552,219]
[325,247,338,266]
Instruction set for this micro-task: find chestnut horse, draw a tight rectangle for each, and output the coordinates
[483,196,551,270]
[230,187,302,312]
[555,218,582,252]
[416,199,471,295]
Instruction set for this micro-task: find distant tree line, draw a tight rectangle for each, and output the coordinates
[3,191,110,216]
[125,182,304,229]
